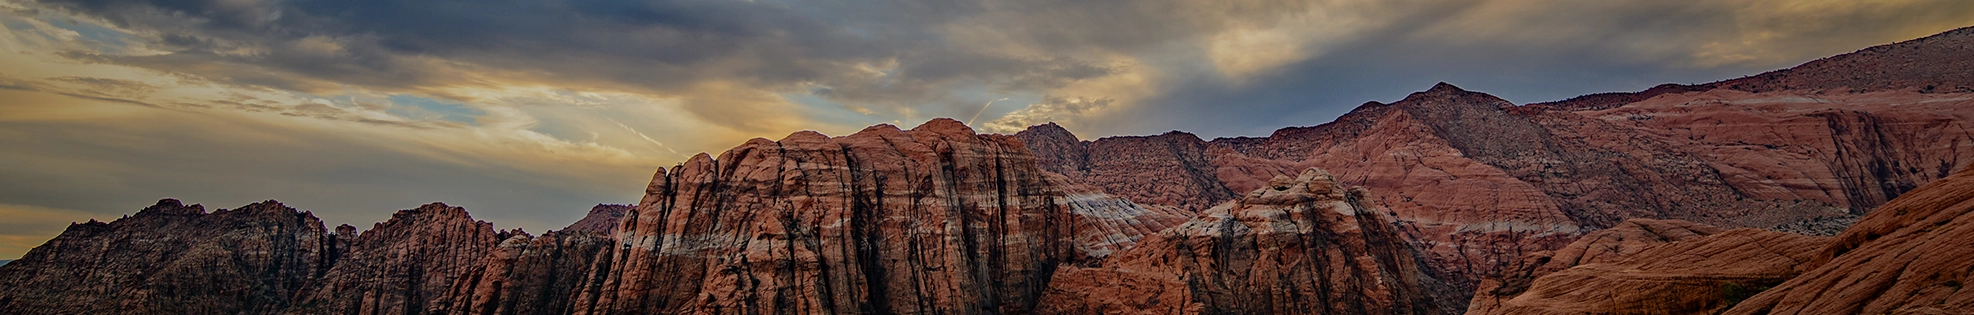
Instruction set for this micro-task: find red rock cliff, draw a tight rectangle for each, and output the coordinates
[575,118,1081,314]
[1038,168,1461,315]
[287,203,515,315]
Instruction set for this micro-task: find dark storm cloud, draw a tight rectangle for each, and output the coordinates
[33,0,961,113]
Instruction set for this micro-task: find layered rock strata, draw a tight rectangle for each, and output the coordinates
[575,119,1080,314]
[1037,168,1460,315]
[1466,218,1729,312]
[1014,26,1974,295]
[1468,226,1825,315]
[1724,165,1974,315]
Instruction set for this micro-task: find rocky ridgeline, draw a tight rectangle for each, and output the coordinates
[575,118,1233,314]
[1038,168,1462,314]
[0,200,628,315]
[0,23,1971,315]
[0,119,1373,315]
[1468,164,1974,315]
[1011,26,1974,298]
[0,200,342,314]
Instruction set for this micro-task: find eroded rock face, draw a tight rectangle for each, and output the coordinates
[1013,26,1974,296]
[433,205,629,315]
[1054,173,1192,263]
[1038,168,1460,315]
[1467,218,1727,312]
[1468,225,1825,315]
[0,200,341,315]
[436,231,618,315]
[1724,165,1974,315]
[287,203,514,315]
[576,118,1079,315]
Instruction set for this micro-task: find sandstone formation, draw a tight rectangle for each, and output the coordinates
[1054,172,1193,263]
[423,204,628,315]
[562,204,633,234]
[1,22,1972,315]
[0,200,342,315]
[1723,165,1974,315]
[1014,26,1974,296]
[575,119,1084,314]
[1468,225,1825,315]
[1038,168,1461,315]
[287,203,515,315]
[1466,218,1728,312]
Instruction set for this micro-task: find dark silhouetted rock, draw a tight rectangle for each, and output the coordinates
[0,200,342,315]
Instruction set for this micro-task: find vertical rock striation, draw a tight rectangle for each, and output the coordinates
[433,205,629,315]
[287,203,512,315]
[1038,168,1460,315]
[576,118,1078,314]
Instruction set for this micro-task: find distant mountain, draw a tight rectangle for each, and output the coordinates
[0,260,10,266]
[1014,25,1974,297]
[0,23,1970,315]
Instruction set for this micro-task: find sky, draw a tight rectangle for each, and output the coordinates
[2,0,1972,259]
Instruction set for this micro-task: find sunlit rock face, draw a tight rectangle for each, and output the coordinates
[0,200,342,315]
[572,118,1164,314]
[1038,168,1463,315]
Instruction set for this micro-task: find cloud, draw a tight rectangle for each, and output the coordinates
[982,95,1117,133]
[3,0,1972,259]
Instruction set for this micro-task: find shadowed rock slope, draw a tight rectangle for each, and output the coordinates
[0,200,343,315]
[285,203,515,315]
[1038,168,1461,315]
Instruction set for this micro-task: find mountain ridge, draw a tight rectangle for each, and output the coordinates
[1,22,1972,315]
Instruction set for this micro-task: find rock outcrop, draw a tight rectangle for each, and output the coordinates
[287,203,514,315]
[1466,218,1728,312]
[0,200,342,315]
[562,204,633,234]
[431,205,629,315]
[1038,168,1461,315]
[576,119,1079,314]
[1054,173,1192,263]
[1467,224,1825,315]
[1723,165,1974,315]
[1013,26,1974,297]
